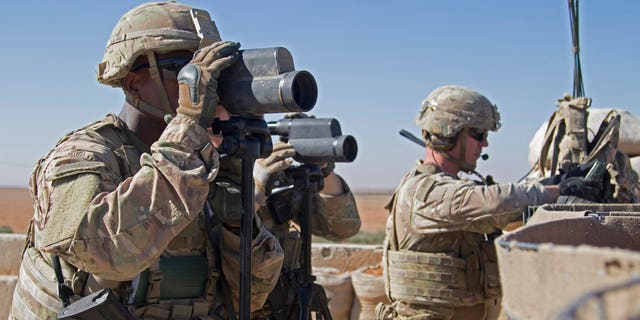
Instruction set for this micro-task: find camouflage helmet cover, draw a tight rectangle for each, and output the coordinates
[97,1,222,87]
[416,85,501,138]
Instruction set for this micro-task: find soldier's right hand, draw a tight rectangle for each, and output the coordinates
[176,41,240,128]
[558,177,604,202]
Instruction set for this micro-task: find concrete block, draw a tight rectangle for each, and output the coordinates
[0,234,26,275]
[0,275,17,319]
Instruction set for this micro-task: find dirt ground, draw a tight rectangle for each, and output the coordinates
[0,188,390,234]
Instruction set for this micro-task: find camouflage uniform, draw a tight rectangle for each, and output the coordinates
[10,2,284,319]
[249,159,360,318]
[378,162,555,320]
[10,111,283,319]
[377,85,556,320]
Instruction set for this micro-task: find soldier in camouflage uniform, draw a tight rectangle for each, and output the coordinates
[376,85,603,320]
[249,119,361,318]
[207,136,360,320]
[10,2,284,319]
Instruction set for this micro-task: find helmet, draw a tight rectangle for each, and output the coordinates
[416,85,501,139]
[97,1,221,87]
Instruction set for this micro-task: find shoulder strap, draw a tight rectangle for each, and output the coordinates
[51,254,74,307]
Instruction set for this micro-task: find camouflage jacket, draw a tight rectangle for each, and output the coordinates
[213,157,360,243]
[380,161,554,318]
[11,111,283,320]
[248,164,359,319]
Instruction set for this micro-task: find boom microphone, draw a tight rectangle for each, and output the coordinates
[481,154,489,160]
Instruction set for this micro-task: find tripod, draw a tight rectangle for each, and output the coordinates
[213,116,272,320]
[285,165,333,320]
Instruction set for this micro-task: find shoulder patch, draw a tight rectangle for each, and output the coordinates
[46,160,107,181]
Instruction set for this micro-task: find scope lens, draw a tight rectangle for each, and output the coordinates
[341,136,358,162]
[290,71,317,112]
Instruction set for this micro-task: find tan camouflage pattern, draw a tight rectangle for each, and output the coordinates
[609,150,639,203]
[215,156,361,243]
[11,111,284,319]
[259,176,360,241]
[379,161,554,319]
[97,2,221,87]
[416,85,501,138]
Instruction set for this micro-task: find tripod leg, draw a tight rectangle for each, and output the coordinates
[311,283,333,320]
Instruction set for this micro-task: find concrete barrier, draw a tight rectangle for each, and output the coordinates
[311,243,382,272]
[0,234,24,319]
[496,212,640,319]
[0,233,25,275]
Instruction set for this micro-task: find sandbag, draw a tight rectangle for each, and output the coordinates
[313,266,354,320]
[351,265,390,320]
[528,108,640,167]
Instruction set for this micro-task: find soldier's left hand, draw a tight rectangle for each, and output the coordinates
[558,177,604,202]
[254,143,296,204]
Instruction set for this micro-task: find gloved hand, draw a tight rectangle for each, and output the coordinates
[254,143,296,204]
[176,41,241,128]
[558,177,604,202]
[539,161,598,186]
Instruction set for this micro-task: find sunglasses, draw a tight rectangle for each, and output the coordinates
[131,56,192,73]
[468,128,488,142]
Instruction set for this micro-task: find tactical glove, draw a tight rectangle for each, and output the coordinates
[176,41,240,128]
[558,177,604,202]
[254,143,296,205]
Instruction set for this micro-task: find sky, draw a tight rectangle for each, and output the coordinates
[1,1,639,191]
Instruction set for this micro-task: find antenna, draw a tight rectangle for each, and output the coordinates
[568,0,585,97]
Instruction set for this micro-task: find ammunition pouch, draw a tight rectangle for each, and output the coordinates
[58,289,133,320]
[131,255,210,303]
[261,230,302,318]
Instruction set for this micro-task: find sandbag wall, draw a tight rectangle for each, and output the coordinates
[312,244,386,320]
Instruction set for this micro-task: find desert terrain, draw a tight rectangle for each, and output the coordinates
[0,187,390,234]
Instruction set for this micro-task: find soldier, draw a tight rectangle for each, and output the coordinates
[250,114,361,319]
[376,85,603,320]
[10,2,284,319]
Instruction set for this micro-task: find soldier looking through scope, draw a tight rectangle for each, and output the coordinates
[7,1,327,318]
[248,113,360,319]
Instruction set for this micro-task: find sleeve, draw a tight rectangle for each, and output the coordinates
[307,175,361,241]
[219,215,284,312]
[37,114,219,280]
[411,176,554,234]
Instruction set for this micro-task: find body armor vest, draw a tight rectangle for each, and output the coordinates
[11,114,220,320]
[381,164,500,318]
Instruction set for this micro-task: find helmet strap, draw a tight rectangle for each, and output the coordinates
[146,52,176,117]
[124,92,167,120]
[437,129,476,173]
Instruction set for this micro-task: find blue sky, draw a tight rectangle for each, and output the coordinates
[1,1,639,190]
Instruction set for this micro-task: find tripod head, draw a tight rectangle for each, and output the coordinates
[212,115,272,158]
